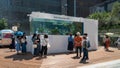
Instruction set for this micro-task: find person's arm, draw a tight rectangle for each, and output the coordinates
[68,37,69,42]
[78,36,82,45]
[31,38,34,42]
[44,38,49,44]
[44,38,48,46]
[117,38,120,42]
[83,40,87,49]
[72,37,74,42]
[74,38,76,47]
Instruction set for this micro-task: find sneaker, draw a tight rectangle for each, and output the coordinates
[44,55,47,58]
[86,58,89,60]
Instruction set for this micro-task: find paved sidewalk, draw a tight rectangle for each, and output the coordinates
[0,47,120,68]
[78,59,120,68]
[40,47,120,68]
[0,48,42,68]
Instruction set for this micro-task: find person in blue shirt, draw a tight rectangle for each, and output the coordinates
[67,33,74,52]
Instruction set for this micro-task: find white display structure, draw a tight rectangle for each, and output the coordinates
[27,12,98,54]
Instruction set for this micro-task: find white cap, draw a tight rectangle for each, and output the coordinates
[76,32,80,36]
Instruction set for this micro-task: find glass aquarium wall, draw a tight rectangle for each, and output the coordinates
[30,18,83,35]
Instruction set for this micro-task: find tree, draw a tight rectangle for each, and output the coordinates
[0,18,8,30]
[111,2,120,24]
[88,2,120,30]
[88,12,110,29]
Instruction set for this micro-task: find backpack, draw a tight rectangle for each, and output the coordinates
[84,40,90,48]
[87,41,91,48]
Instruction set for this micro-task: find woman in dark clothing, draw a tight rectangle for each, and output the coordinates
[9,36,15,52]
[67,34,74,51]
[32,33,39,56]
[105,35,110,51]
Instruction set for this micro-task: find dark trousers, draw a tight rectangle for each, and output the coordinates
[37,44,41,54]
[34,48,38,55]
[81,48,88,61]
[21,43,26,53]
[103,43,106,49]
[34,44,40,56]
[41,46,47,56]
[76,46,82,57]
[86,49,88,59]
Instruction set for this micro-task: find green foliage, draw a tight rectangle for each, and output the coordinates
[51,27,59,34]
[72,22,82,34]
[38,27,44,33]
[0,18,8,30]
[88,2,120,30]
[111,1,120,24]
[88,12,110,28]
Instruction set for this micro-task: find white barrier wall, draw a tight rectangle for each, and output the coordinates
[47,35,69,53]
[82,18,98,50]
[26,35,69,54]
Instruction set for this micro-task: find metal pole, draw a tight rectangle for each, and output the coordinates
[74,0,76,17]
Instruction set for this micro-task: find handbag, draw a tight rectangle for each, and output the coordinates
[33,44,37,48]
[21,38,25,43]
[47,43,51,48]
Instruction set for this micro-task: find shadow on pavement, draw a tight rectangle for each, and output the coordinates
[47,52,75,57]
[79,61,89,64]
[71,56,81,59]
[106,50,114,52]
[35,56,43,60]
[4,53,34,61]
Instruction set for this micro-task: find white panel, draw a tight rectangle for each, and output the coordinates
[26,35,69,54]
[83,19,98,50]
[47,35,69,53]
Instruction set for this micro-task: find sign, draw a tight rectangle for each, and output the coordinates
[12,26,18,31]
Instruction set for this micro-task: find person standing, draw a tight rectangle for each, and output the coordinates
[74,32,82,58]
[32,33,38,56]
[83,33,90,60]
[103,35,107,49]
[105,35,110,51]
[67,34,74,52]
[41,34,49,58]
[80,36,89,63]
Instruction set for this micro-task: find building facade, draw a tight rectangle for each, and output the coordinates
[90,0,120,14]
[67,0,106,17]
[0,0,67,34]
[1,0,112,34]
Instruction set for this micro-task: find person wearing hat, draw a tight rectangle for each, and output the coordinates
[74,32,83,58]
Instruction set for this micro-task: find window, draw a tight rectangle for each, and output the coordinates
[30,18,83,35]
[11,0,22,6]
